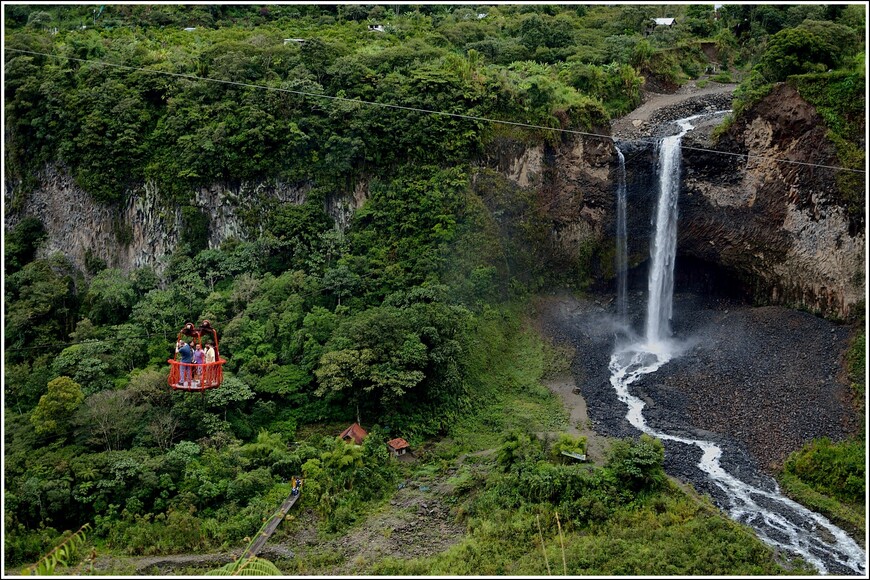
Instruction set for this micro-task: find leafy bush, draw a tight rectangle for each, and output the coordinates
[756,28,835,82]
[604,434,666,493]
[782,437,865,505]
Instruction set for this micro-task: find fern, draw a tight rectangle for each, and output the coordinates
[206,506,285,576]
[206,556,283,576]
[22,524,90,576]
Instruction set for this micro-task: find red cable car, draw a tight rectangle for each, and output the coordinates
[167,319,226,391]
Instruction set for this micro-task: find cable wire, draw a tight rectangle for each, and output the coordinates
[5,48,866,175]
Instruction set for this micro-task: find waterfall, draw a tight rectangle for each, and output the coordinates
[607,111,866,575]
[615,146,628,322]
[644,118,696,344]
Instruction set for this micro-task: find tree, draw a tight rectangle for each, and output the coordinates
[205,375,255,421]
[5,216,46,275]
[148,412,182,452]
[76,388,145,451]
[321,264,362,306]
[756,28,834,82]
[320,436,364,491]
[52,341,115,395]
[5,256,78,360]
[5,355,54,412]
[683,4,715,37]
[797,20,859,69]
[616,5,655,34]
[26,11,52,28]
[83,268,136,325]
[30,377,84,436]
[605,434,666,492]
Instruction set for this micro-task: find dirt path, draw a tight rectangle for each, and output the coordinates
[611,77,736,139]
[629,80,736,122]
[542,375,612,465]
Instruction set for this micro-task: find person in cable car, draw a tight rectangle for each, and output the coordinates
[176,338,194,386]
[169,319,225,391]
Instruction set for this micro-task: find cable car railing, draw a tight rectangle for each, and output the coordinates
[167,319,226,391]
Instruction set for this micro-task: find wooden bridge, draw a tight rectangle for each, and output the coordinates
[240,483,302,561]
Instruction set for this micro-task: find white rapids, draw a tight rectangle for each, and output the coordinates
[609,341,866,575]
[607,112,867,575]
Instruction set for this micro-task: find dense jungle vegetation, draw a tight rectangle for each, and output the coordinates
[3,4,866,574]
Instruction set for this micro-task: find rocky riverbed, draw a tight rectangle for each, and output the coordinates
[535,289,862,529]
[611,79,736,142]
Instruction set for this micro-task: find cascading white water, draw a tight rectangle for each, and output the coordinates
[608,112,867,575]
[609,347,866,575]
[615,146,628,321]
[644,116,696,343]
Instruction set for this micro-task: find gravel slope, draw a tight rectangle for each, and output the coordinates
[536,290,861,495]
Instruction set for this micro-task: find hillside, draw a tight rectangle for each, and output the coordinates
[3,4,866,577]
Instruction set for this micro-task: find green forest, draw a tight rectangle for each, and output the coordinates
[3,4,866,575]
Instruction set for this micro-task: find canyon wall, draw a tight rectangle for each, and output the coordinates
[5,82,864,320]
[680,83,864,320]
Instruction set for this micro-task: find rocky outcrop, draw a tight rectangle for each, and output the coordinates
[478,129,616,279]
[4,167,363,274]
[680,83,864,320]
[5,167,180,272]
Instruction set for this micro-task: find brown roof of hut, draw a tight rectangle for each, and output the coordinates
[387,437,410,451]
[339,423,368,445]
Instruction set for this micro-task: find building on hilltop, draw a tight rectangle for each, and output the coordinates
[646,17,678,36]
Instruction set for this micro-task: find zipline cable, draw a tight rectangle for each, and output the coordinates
[5,48,866,175]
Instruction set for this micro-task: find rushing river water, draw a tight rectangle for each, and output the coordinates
[608,113,867,575]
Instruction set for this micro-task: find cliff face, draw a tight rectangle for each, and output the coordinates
[476,130,615,280]
[4,167,362,273]
[679,83,864,320]
[5,84,863,320]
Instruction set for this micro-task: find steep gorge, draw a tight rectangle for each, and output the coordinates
[4,81,864,321]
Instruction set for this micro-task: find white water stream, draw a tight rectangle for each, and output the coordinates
[608,113,867,575]
[615,146,628,322]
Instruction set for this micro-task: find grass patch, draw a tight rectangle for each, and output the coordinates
[845,325,865,400]
[444,308,571,454]
[367,481,810,576]
[778,471,865,537]
[777,436,865,539]
[283,549,345,574]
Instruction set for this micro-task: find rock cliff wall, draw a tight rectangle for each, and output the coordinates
[680,83,864,320]
[5,83,863,320]
[4,168,362,273]
[476,129,616,281]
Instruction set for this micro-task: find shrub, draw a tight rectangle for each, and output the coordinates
[782,437,865,505]
[604,434,666,493]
